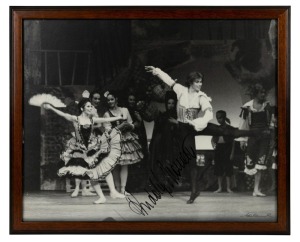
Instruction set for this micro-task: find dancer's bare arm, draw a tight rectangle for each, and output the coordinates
[145,66,176,87]
[43,103,76,122]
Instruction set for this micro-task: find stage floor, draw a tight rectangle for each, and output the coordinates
[23,191,277,222]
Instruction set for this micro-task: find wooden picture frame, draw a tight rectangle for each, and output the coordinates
[10,6,290,234]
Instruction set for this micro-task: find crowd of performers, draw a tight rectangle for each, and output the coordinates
[42,66,278,204]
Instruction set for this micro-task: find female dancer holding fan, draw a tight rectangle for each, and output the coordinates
[43,98,125,204]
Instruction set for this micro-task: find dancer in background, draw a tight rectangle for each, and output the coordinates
[89,89,107,117]
[103,91,144,195]
[88,89,106,136]
[211,110,236,193]
[149,91,180,179]
[43,98,125,204]
[145,66,265,204]
[237,83,273,197]
[136,85,160,122]
[125,92,148,162]
[125,92,149,190]
[267,110,278,193]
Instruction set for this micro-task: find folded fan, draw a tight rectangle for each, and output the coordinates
[29,93,66,108]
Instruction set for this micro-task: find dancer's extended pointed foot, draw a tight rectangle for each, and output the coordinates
[110,191,125,199]
[214,188,222,193]
[253,191,266,197]
[71,189,79,198]
[121,187,131,196]
[227,188,233,193]
[93,197,107,204]
[187,191,200,204]
[82,189,96,196]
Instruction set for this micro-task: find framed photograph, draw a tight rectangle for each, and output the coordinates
[10,6,290,234]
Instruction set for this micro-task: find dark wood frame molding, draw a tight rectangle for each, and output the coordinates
[10,6,290,234]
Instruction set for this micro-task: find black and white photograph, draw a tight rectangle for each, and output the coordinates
[22,16,279,222]
[8,5,291,235]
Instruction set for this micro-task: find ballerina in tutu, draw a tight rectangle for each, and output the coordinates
[103,90,144,195]
[43,98,126,204]
[64,90,106,198]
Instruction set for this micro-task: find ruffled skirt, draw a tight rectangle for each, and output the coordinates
[119,131,144,165]
[57,128,122,180]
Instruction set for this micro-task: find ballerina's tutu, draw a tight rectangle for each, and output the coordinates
[118,131,144,165]
[86,128,123,180]
[58,128,122,180]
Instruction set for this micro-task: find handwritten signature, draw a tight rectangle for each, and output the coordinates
[125,136,196,216]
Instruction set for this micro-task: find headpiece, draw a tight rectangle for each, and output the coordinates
[104,91,110,98]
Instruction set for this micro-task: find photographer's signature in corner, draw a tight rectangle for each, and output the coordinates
[243,212,273,218]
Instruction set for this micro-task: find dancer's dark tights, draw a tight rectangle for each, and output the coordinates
[199,123,259,138]
[179,122,259,196]
[190,168,199,194]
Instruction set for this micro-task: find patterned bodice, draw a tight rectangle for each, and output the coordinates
[248,110,270,129]
[177,105,200,122]
[73,117,94,148]
[240,106,271,129]
[107,109,125,128]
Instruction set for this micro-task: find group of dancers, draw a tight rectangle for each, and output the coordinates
[42,66,277,204]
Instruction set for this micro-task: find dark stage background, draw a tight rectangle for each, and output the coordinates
[23,19,277,192]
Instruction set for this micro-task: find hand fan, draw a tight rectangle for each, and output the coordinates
[29,93,66,108]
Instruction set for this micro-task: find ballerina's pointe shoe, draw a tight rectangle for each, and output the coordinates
[253,191,266,197]
[71,189,79,198]
[110,192,125,199]
[186,191,200,204]
[121,188,131,196]
[93,197,107,204]
[82,189,96,197]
